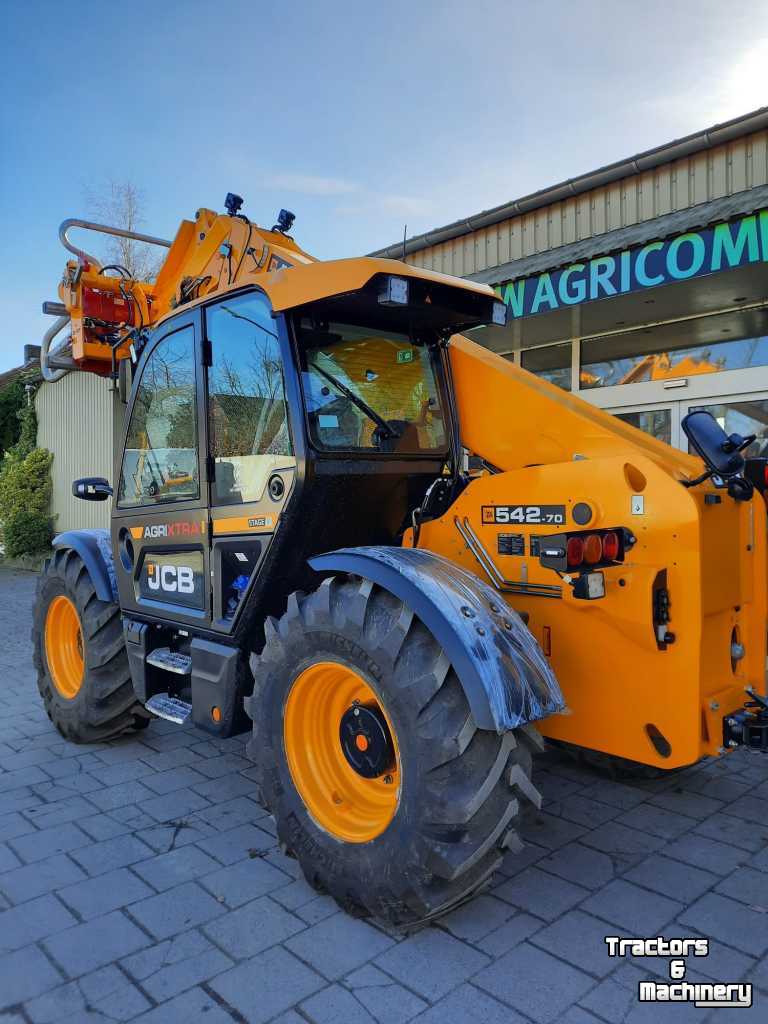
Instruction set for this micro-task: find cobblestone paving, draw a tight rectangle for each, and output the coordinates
[1,566,767,1022]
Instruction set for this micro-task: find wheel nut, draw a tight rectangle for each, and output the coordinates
[461,605,475,618]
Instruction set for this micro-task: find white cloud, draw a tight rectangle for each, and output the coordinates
[335,191,435,222]
[260,172,360,196]
[712,37,768,122]
[641,36,768,134]
[377,193,435,218]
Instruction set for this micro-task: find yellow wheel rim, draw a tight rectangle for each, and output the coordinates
[44,595,84,699]
[284,661,400,843]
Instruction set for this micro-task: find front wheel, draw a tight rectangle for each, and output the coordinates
[246,576,542,929]
[32,548,148,743]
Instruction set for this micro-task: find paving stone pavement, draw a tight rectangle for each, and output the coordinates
[1,565,767,1022]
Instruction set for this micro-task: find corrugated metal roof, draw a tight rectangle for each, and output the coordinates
[468,184,768,286]
[0,357,39,389]
[370,106,768,260]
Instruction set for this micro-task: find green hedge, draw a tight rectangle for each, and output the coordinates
[0,389,54,558]
[3,509,52,559]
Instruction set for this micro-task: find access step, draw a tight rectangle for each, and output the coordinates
[145,693,192,725]
[146,648,192,675]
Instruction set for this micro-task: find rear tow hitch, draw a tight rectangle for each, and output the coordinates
[723,688,768,752]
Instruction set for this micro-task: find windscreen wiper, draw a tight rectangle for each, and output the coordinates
[310,361,396,439]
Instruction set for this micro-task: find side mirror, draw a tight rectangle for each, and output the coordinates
[681,411,754,479]
[72,477,113,502]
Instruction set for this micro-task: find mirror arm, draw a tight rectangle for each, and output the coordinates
[681,468,714,489]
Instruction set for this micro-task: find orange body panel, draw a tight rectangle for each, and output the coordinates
[412,336,767,768]
[51,207,767,771]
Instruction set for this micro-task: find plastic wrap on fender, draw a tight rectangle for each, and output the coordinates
[308,546,565,733]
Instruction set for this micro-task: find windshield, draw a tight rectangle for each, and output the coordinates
[296,319,447,453]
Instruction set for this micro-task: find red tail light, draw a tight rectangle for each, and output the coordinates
[583,533,603,564]
[566,536,584,567]
[602,531,620,561]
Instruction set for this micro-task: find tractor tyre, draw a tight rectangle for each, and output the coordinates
[32,547,149,743]
[246,575,542,929]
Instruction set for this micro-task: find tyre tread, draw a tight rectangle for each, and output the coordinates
[247,576,542,929]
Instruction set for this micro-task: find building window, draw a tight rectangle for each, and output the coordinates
[688,400,768,458]
[614,408,672,446]
[521,342,572,391]
[580,310,768,389]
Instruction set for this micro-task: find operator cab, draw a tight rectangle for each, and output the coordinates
[113,274,503,625]
[103,272,504,733]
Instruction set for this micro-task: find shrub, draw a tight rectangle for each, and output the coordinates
[0,390,55,558]
[0,446,53,521]
[3,508,52,558]
[14,400,38,458]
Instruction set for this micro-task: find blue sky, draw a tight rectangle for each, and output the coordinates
[0,0,766,371]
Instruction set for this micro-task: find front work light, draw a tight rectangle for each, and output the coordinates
[492,301,507,326]
[378,276,409,306]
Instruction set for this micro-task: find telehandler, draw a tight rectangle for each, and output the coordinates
[31,195,768,926]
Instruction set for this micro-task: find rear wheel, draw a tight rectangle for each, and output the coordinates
[246,576,542,929]
[32,548,148,743]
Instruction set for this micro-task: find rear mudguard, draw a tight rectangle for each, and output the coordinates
[309,546,564,733]
[52,529,117,603]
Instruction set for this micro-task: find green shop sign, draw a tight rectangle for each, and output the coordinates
[495,208,768,319]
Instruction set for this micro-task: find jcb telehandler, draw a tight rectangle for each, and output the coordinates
[32,195,768,927]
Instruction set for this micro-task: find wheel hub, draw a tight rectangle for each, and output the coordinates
[340,702,395,778]
[283,661,400,842]
[44,594,84,700]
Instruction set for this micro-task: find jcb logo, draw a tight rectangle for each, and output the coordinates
[147,563,195,594]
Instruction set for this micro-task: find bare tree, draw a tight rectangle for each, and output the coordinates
[83,180,164,281]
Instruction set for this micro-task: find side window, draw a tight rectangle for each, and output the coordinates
[118,327,199,508]
[207,292,294,506]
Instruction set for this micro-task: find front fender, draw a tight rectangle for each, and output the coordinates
[309,546,564,733]
[53,529,117,603]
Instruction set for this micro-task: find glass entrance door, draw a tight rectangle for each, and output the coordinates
[682,393,768,458]
[607,392,768,455]
[611,403,679,448]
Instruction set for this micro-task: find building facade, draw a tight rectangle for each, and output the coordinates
[36,371,120,532]
[372,107,768,455]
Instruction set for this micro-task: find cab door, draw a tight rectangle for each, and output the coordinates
[202,290,297,630]
[112,308,213,627]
